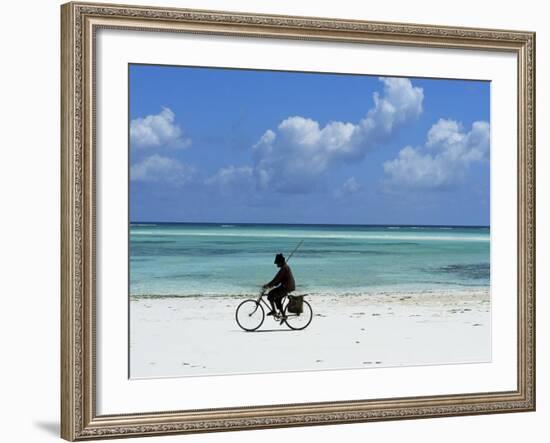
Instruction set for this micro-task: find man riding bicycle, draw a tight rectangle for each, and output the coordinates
[263,253,296,320]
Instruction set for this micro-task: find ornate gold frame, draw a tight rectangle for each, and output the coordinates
[61,1,536,440]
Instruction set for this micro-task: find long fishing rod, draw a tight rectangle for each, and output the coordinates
[286,239,304,263]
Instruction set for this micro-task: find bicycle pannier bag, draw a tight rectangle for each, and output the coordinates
[287,295,303,314]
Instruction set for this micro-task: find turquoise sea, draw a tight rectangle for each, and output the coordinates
[129,223,490,297]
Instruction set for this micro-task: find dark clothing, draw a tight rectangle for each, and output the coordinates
[267,285,287,314]
[265,263,295,315]
[266,264,296,292]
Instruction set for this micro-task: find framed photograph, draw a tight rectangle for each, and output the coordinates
[61,1,536,440]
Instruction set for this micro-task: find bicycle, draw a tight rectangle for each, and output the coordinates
[235,288,313,332]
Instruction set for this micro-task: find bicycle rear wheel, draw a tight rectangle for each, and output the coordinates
[284,299,313,330]
[235,299,265,331]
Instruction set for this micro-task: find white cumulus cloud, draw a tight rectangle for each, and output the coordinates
[251,77,424,193]
[334,177,362,198]
[383,118,490,190]
[205,165,254,188]
[130,154,193,185]
[341,177,361,194]
[130,107,191,149]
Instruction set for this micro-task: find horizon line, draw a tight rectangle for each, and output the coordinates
[129,221,490,228]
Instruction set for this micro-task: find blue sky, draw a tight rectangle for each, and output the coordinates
[129,64,490,226]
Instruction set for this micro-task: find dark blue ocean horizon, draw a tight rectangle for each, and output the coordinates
[130,221,490,229]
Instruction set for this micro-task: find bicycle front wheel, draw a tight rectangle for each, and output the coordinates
[235,299,265,331]
[284,300,313,330]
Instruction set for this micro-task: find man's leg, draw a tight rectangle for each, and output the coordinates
[267,287,285,315]
[267,289,277,315]
[274,288,287,315]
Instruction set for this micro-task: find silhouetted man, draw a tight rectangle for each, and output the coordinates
[263,253,296,319]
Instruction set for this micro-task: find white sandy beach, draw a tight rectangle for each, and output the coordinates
[130,289,490,378]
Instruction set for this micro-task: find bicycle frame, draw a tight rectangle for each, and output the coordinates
[235,288,312,332]
[253,289,289,317]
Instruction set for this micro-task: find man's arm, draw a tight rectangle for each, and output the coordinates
[264,267,285,288]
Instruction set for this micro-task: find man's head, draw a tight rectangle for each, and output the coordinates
[274,253,285,267]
